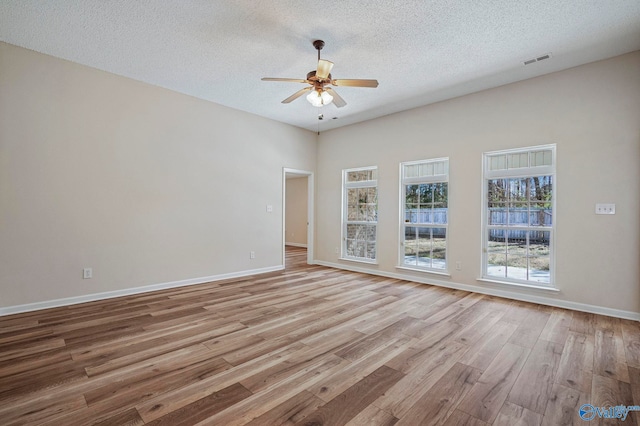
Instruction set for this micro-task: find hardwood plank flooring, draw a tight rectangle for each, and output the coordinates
[507,339,563,414]
[555,331,595,393]
[243,390,325,426]
[0,246,638,425]
[456,343,531,423]
[540,383,586,426]
[492,401,542,426]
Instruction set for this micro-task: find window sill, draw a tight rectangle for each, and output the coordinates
[339,257,378,265]
[396,266,451,277]
[477,277,559,292]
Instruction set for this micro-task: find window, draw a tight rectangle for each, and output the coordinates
[399,158,448,272]
[482,145,555,287]
[342,167,378,262]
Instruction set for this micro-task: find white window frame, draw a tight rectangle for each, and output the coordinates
[341,166,378,264]
[480,144,557,289]
[397,158,449,274]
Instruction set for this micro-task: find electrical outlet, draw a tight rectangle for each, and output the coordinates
[250,251,256,259]
[83,268,92,279]
[595,203,615,215]
[455,261,462,271]
[266,205,273,213]
[335,247,339,254]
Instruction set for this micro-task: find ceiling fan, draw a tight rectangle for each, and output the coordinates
[261,40,379,108]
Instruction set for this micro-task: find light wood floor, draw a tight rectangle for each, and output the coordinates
[1,246,638,425]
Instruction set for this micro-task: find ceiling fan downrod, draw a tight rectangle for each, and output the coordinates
[313,39,325,62]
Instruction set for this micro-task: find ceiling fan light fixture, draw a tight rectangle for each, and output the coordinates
[316,59,334,79]
[306,89,333,107]
[321,90,333,105]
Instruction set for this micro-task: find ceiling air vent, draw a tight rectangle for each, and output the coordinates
[523,53,552,66]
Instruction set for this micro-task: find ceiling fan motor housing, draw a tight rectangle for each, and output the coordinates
[306,70,332,84]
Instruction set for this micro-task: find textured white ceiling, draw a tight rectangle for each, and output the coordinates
[1,1,639,132]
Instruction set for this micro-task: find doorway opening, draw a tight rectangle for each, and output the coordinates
[283,168,314,266]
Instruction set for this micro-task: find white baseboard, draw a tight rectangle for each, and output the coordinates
[0,265,284,317]
[285,242,308,248]
[5,260,637,322]
[314,260,640,321]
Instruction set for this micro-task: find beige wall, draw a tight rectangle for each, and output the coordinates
[2,40,638,317]
[316,51,640,315]
[285,177,308,246]
[0,42,316,308]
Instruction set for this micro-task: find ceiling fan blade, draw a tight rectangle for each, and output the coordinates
[324,87,346,108]
[282,87,312,103]
[316,59,334,79]
[262,78,309,83]
[332,79,379,88]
